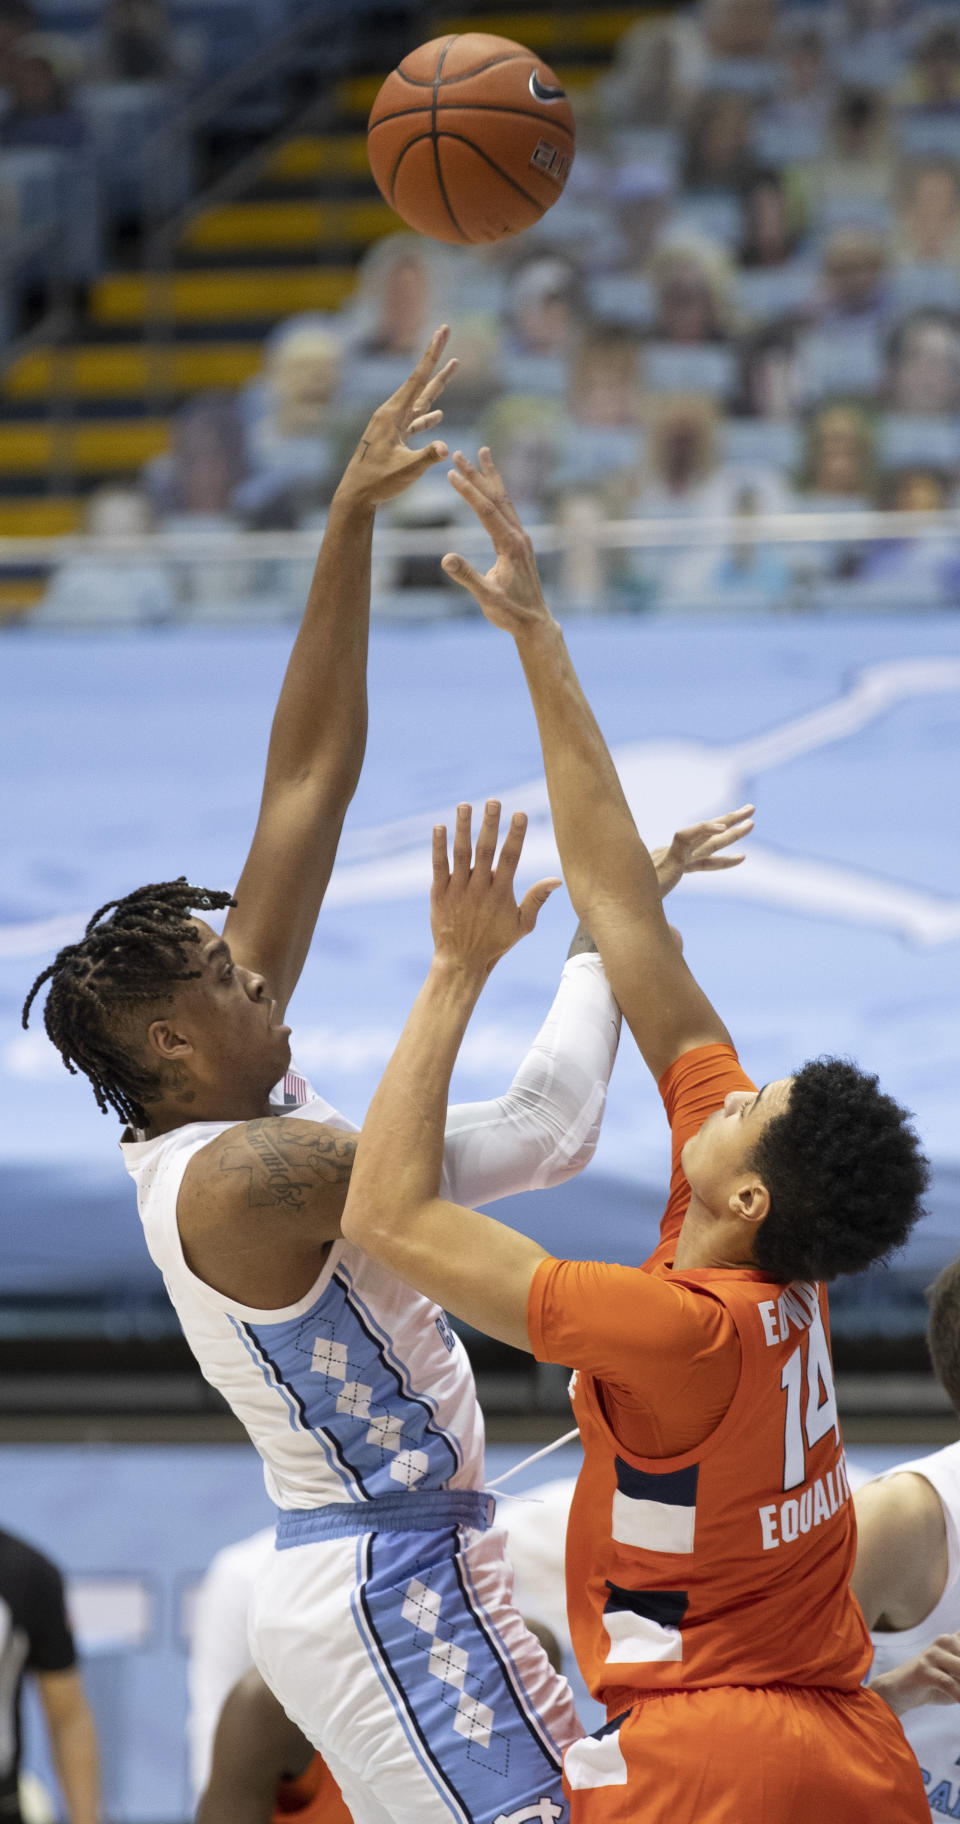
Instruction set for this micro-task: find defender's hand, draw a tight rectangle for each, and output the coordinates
[652,805,756,899]
[431,801,561,979]
[442,448,554,635]
[873,1633,960,1716]
[335,326,457,509]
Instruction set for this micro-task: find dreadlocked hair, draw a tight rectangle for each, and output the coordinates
[21,878,236,1128]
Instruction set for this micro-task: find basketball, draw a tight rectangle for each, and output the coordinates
[366,33,576,246]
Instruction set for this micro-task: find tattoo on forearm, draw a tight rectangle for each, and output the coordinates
[220,1120,357,1211]
[358,438,371,462]
[567,921,599,959]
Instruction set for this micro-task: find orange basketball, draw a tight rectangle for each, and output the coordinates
[366,33,575,246]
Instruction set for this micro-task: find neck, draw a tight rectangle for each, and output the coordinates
[144,1082,274,1138]
[671,1192,757,1273]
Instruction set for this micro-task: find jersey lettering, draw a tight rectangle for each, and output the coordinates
[759,1455,851,1551]
[779,1304,840,1490]
[758,1280,818,1347]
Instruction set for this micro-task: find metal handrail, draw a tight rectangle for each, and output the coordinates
[1,506,959,566]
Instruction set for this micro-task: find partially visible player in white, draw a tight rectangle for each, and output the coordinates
[189,1527,274,1801]
[852,1253,960,1812]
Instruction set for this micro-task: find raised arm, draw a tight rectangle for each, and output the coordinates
[223,327,456,1017]
[440,810,751,1208]
[341,800,560,1349]
[440,448,753,1083]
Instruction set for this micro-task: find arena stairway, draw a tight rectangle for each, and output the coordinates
[0,4,656,611]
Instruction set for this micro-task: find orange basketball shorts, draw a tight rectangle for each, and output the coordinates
[561,1682,929,1822]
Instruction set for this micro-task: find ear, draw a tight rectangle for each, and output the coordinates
[146,1018,194,1063]
[729,1177,770,1230]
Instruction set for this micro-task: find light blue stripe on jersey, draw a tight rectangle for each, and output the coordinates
[349,1533,468,1824]
[244,1273,460,1501]
[336,1258,464,1476]
[232,1311,365,1502]
[227,1314,301,1435]
[353,1529,568,1824]
[457,1527,565,1770]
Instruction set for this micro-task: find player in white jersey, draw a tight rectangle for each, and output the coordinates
[852,1254,960,1811]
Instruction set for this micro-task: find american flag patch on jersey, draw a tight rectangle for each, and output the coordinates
[281,1067,310,1108]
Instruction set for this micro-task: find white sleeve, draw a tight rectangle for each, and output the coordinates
[186,1528,275,1800]
[439,951,621,1209]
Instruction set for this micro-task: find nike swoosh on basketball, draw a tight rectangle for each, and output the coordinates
[529,70,566,101]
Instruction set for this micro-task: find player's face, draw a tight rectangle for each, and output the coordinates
[153,921,291,1098]
[681,1078,794,1211]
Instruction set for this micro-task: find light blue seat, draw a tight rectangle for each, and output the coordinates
[75,80,192,220]
[721,419,802,471]
[672,193,743,249]
[898,112,960,160]
[736,262,818,325]
[815,195,894,235]
[587,275,654,331]
[643,342,737,399]
[889,265,960,317]
[795,324,884,402]
[0,145,100,283]
[878,413,960,469]
[751,116,823,166]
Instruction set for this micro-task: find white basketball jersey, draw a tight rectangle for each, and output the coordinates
[869,1441,960,1810]
[121,1066,485,1511]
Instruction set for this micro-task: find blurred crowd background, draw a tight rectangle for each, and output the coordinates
[3,0,960,619]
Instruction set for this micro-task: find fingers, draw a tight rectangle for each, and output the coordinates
[441,551,487,599]
[394,325,451,410]
[493,809,527,888]
[413,356,459,415]
[408,408,444,436]
[452,448,524,529]
[402,440,450,480]
[432,823,449,894]
[674,807,755,873]
[713,803,755,827]
[473,799,501,878]
[476,446,526,534]
[452,802,472,883]
[447,457,518,546]
[518,877,562,935]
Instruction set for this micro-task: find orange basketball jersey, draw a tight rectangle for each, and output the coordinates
[274,1753,352,1824]
[528,1043,873,1712]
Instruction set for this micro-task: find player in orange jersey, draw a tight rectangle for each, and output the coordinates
[196,1668,351,1824]
[339,449,932,1822]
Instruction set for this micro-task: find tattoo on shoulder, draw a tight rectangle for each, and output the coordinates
[219,1120,357,1212]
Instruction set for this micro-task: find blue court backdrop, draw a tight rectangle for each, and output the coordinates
[2,613,960,1321]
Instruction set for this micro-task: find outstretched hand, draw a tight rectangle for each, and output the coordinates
[431,801,561,978]
[652,805,756,899]
[442,448,554,635]
[336,325,457,509]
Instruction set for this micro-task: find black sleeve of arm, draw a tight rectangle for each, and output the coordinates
[24,1553,76,1674]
